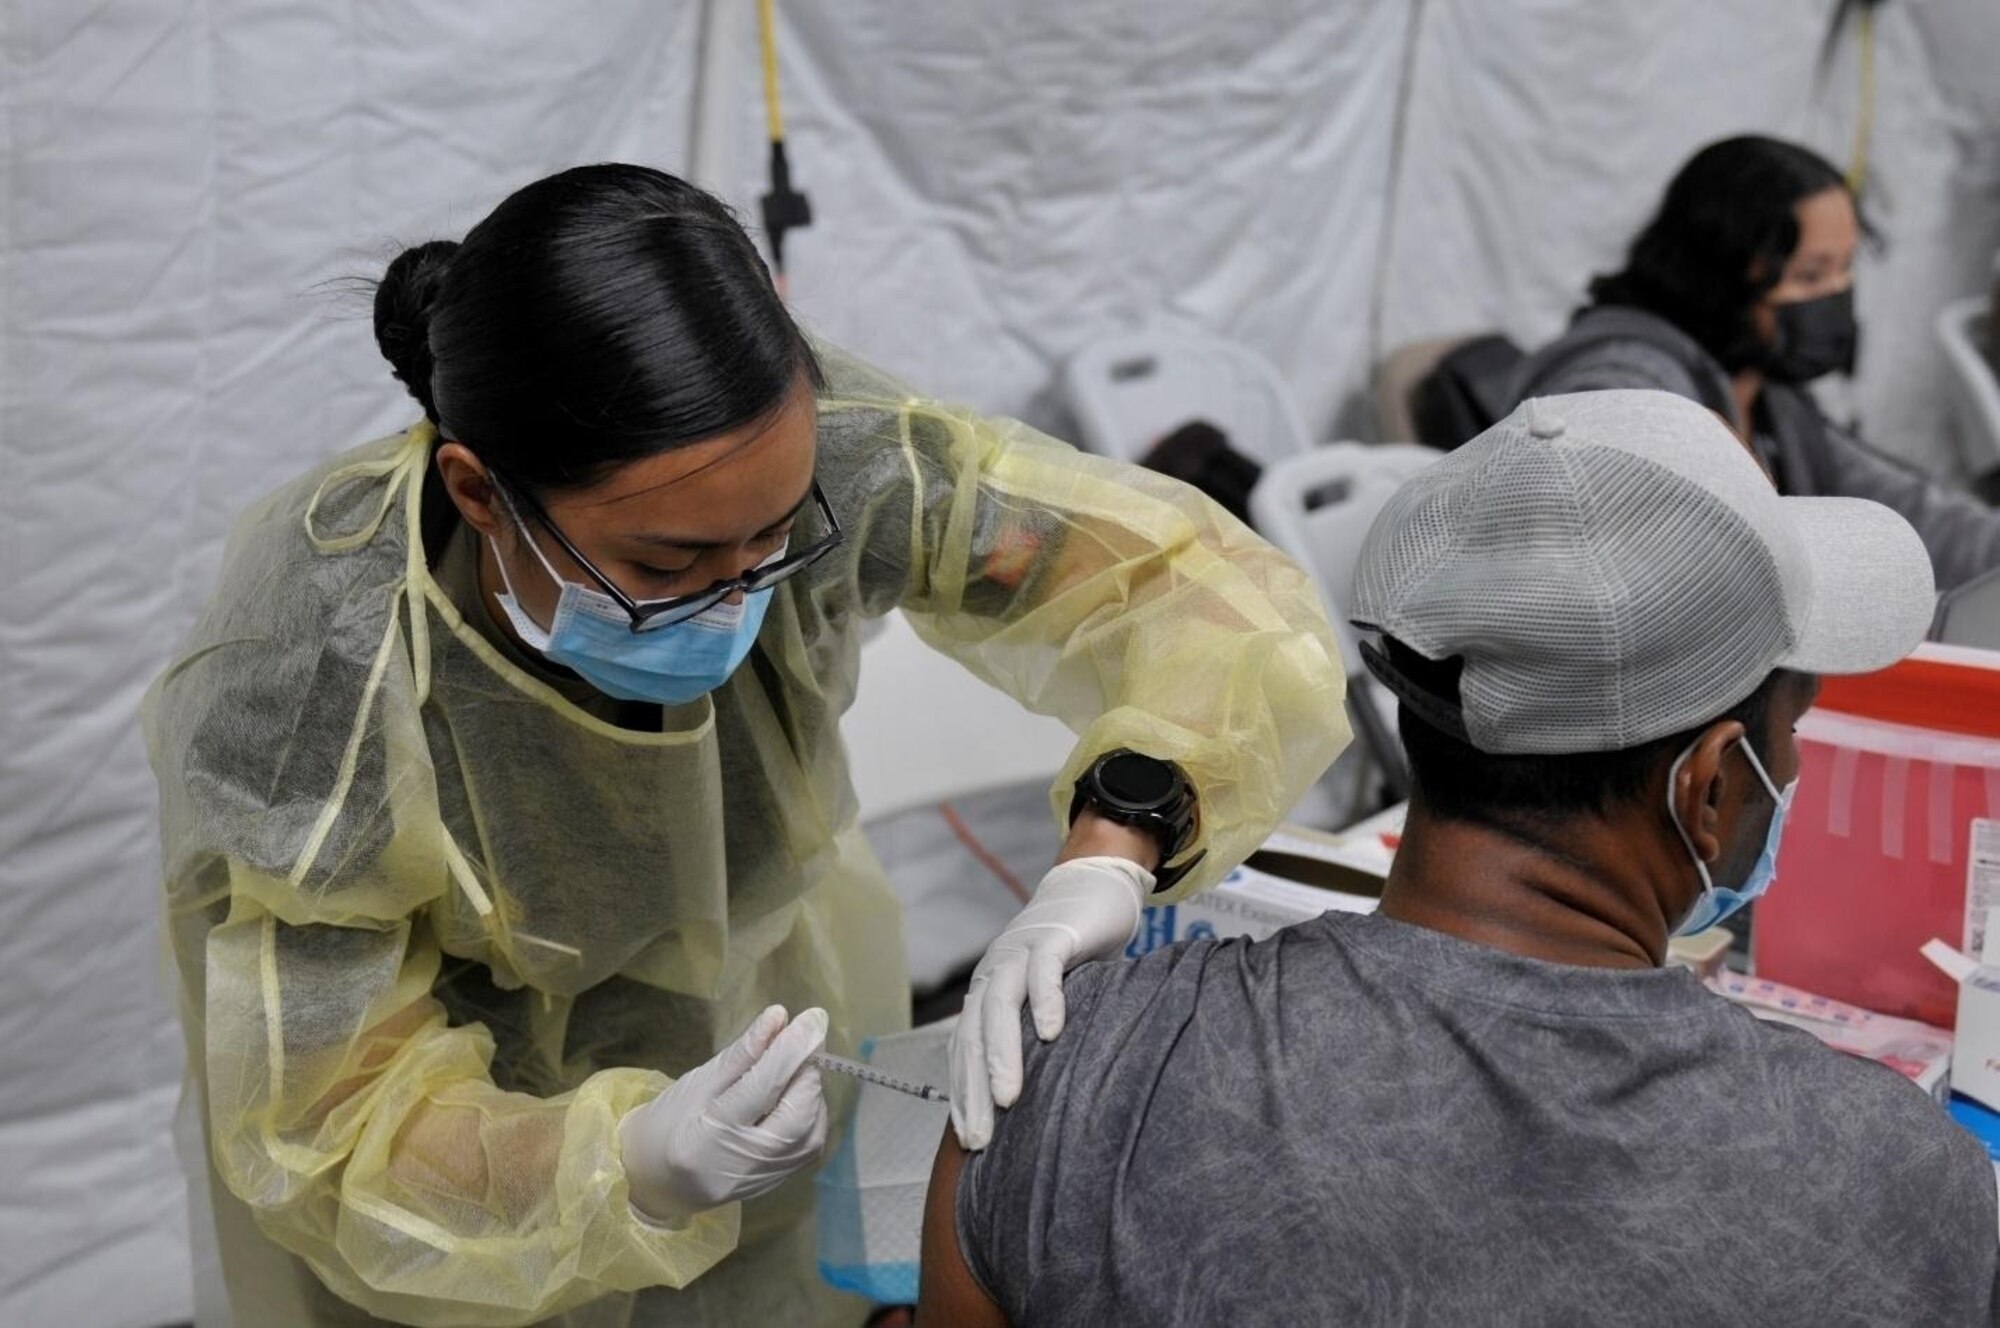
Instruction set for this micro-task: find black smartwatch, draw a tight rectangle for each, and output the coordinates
[1068,749,1202,894]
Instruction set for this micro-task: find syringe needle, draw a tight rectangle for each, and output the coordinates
[809,1050,950,1104]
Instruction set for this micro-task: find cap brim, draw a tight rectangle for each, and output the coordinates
[1779,496,1936,676]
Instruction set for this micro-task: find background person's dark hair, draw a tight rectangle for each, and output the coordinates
[372,163,822,499]
[1383,637,1781,830]
[1587,135,1852,372]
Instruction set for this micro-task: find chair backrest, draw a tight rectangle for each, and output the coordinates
[841,609,1075,824]
[1060,330,1314,467]
[1249,443,1443,674]
[1251,443,1442,803]
[1937,295,2000,474]
[1374,333,1475,445]
[1933,563,2000,651]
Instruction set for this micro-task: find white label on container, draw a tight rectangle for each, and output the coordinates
[1969,819,2000,960]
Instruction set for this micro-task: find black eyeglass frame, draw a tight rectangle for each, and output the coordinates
[493,473,845,633]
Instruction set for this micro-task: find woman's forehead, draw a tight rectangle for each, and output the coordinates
[1792,189,1856,253]
[555,386,819,521]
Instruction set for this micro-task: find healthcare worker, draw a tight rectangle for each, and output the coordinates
[1514,134,2000,590]
[145,163,1348,1327]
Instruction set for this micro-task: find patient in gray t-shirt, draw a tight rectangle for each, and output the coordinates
[918,393,2000,1327]
[934,907,1997,1326]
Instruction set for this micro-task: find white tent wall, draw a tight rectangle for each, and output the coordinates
[1,7,708,1324]
[754,2,1410,436]
[4,4,1996,1325]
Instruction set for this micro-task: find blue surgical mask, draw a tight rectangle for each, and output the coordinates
[488,522,777,706]
[1667,737,1796,936]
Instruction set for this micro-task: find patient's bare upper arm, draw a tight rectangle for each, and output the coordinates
[916,1125,1011,1328]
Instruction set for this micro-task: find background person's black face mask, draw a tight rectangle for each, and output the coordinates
[1759,287,1858,383]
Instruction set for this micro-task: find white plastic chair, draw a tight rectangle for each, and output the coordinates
[1251,444,1444,673]
[1060,330,1314,467]
[1250,443,1444,805]
[1933,564,2000,650]
[1937,295,2000,478]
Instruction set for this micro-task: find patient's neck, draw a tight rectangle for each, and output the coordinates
[1376,801,1678,970]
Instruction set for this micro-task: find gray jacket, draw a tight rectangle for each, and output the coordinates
[1512,306,2000,591]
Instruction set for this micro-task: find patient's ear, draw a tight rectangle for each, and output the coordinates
[1670,720,1743,868]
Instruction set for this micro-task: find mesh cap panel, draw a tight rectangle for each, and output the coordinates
[1351,393,1800,754]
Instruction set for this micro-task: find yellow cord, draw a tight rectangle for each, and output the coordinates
[758,0,784,144]
[1847,3,1874,196]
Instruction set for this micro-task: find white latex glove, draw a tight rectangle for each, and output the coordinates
[949,856,1152,1150]
[619,1005,830,1226]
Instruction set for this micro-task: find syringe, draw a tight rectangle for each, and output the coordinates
[810,1050,950,1104]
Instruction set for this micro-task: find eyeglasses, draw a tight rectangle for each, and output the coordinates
[493,473,845,633]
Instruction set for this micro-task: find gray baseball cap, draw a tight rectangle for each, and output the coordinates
[1349,389,1936,755]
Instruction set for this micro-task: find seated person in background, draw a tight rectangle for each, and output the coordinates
[1514,133,2000,591]
[1139,419,1262,525]
[918,390,1999,1327]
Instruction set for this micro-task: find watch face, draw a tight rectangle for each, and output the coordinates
[1099,752,1177,808]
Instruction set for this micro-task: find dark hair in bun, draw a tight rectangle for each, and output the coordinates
[372,163,821,495]
[373,239,459,423]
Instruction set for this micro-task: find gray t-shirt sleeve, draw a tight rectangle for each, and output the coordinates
[953,953,1130,1320]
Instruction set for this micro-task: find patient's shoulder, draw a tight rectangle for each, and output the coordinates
[1022,916,1350,1100]
[1733,1011,1995,1210]
[1052,917,1330,1038]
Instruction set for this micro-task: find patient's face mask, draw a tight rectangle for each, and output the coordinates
[1667,737,1796,937]
[1760,288,1858,383]
[489,516,778,706]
